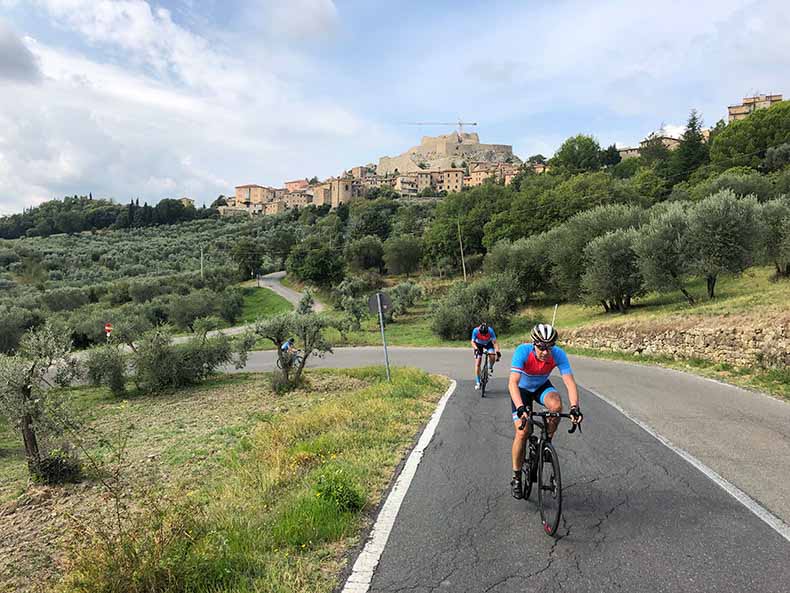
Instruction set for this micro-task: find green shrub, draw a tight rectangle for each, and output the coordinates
[314,466,365,512]
[35,445,82,485]
[134,327,234,393]
[388,282,422,318]
[432,273,520,340]
[85,345,127,396]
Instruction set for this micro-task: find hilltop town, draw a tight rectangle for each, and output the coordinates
[218,130,531,217]
[217,93,783,218]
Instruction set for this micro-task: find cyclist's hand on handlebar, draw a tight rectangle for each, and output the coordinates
[496,351,501,361]
[569,405,583,424]
[516,405,528,418]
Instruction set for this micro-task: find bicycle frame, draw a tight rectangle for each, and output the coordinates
[518,410,580,536]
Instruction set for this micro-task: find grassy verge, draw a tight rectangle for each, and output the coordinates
[239,286,293,324]
[1,368,449,593]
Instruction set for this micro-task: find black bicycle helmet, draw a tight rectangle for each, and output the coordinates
[531,323,557,346]
[480,322,489,333]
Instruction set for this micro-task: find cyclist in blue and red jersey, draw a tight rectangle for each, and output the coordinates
[508,323,583,499]
[471,322,501,390]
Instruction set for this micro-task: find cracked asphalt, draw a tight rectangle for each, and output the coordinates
[367,377,788,593]
[233,347,790,592]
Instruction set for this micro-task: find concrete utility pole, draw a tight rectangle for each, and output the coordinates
[457,219,467,282]
[200,245,204,280]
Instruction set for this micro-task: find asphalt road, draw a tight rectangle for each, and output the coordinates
[258,270,326,311]
[234,347,790,592]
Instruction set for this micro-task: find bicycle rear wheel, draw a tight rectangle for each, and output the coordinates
[538,443,562,536]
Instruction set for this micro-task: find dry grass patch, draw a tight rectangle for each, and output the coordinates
[0,368,448,593]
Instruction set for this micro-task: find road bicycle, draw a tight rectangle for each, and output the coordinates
[518,409,580,536]
[276,349,304,369]
[476,348,498,398]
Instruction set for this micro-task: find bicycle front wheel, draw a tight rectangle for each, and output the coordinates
[521,445,535,501]
[480,365,488,397]
[538,443,562,536]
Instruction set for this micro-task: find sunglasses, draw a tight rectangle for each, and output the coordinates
[533,342,552,351]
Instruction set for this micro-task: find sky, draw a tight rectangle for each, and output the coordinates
[0,0,788,214]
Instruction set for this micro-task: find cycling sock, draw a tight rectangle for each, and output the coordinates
[512,469,520,480]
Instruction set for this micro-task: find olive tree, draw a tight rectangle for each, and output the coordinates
[253,312,334,390]
[549,204,644,301]
[383,235,422,276]
[345,235,384,272]
[687,189,759,298]
[0,324,81,481]
[581,229,644,312]
[757,197,790,277]
[635,202,697,304]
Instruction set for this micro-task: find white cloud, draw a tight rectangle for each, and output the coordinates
[0,1,384,213]
[259,0,338,40]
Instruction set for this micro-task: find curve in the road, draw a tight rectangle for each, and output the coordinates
[258,270,325,312]
[234,346,790,592]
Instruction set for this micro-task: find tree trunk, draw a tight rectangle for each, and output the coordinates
[21,412,42,477]
[679,286,695,305]
[600,300,610,313]
[293,352,308,384]
[706,275,717,299]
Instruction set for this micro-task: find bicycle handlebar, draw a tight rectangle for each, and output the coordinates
[518,411,582,434]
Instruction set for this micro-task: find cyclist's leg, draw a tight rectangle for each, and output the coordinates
[511,388,532,471]
[474,346,482,385]
[487,343,496,370]
[537,382,563,439]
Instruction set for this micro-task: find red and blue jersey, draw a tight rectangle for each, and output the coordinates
[471,327,496,344]
[510,343,572,391]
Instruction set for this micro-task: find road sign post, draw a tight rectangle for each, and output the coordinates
[368,292,392,382]
[104,322,113,342]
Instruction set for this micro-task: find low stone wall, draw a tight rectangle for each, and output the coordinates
[563,312,789,370]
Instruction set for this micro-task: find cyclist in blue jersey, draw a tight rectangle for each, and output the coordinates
[508,323,583,499]
[471,322,501,390]
[281,337,296,355]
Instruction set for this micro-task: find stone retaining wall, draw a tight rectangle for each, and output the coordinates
[563,312,789,370]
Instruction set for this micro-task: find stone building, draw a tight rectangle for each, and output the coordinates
[282,192,312,208]
[284,179,309,192]
[394,175,418,197]
[378,132,518,175]
[264,201,286,215]
[728,94,783,122]
[312,183,332,207]
[617,146,641,160]
[465,162,521,187]
[235,184,278,205]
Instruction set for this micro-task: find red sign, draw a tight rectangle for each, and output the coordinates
[104,323,113,334]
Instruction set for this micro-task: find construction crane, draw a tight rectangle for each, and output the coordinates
[407,119,478,137]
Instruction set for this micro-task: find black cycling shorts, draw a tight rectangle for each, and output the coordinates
[510,381,558,422]
[474,341,495,357]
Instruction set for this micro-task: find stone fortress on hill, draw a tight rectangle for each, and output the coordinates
[220,130,525,216]
[378,132,519,175]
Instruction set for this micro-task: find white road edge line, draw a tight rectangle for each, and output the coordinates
[341,379,458,593]
[585,386,790,544]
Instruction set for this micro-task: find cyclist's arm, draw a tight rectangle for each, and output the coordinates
[492,338,500,353]
[508,371,523,409]
[560,373,580,409]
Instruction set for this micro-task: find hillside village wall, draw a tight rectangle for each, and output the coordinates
[379,132,517,175]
